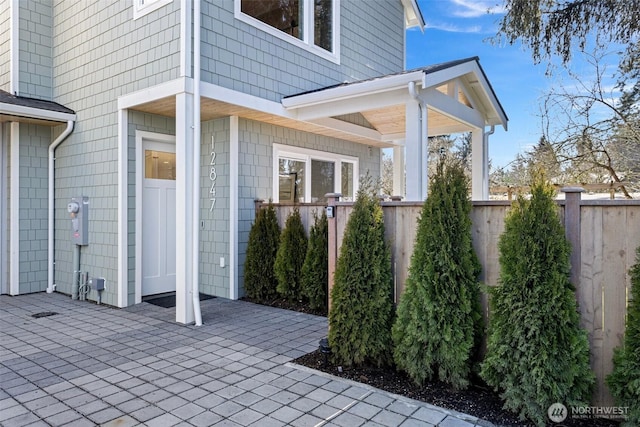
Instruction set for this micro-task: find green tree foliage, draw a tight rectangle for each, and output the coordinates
[244,203,280,301]
[480,177,594,426]
[301,210,328,312]
[497,1,640,117]
[392,160,482,390]
[328,176,394,367]
[607,245,640,426]
[497,0,640,66]
[275,208,308,300]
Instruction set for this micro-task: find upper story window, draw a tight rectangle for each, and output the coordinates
[133,0,172,20]
[236,0,339,63]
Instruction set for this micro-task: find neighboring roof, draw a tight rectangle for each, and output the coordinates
[0,90,76,124]
[0,90,75,115]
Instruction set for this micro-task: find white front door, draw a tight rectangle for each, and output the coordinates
[142,140,176,296]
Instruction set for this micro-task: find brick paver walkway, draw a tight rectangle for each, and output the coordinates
[0,293,491,426]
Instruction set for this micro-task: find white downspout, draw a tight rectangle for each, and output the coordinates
[48,120,75,293]
[483,125,495,199]
[192,0,203,326]
[408,81,428,199]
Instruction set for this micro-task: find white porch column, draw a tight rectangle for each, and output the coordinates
[392,145,405,198]
[0,124,6,295]
[9,122,19,295]
[471,128,488,200]
[117,109,128,307]
[405,100,427,201]
[229,116,239,300]
[176,92,195,324]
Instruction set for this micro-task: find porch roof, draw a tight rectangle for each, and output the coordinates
[0,90,76,125]
[124,57,507,148]
[282,56,508,140]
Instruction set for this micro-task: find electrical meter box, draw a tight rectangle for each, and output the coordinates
[68,196,89,245]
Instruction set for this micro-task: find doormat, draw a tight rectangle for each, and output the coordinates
[144,293,215,308]
[31,311,58,318]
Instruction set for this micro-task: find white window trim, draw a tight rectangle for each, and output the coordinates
[273,143,358,203]
[133,0,172,20]
[235,0,341,64]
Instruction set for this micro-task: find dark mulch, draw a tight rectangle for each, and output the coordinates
[245,298,621,427]
[294,351,621,427]
[240,296,327,316]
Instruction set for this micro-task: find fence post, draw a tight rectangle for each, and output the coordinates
[254,199,264,213]
[325,193,341,314]
[561,187,584,288]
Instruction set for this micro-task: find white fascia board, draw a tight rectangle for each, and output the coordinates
[282,71,425,110]
[0,104,76,122]
[293,87,411,121]
[118,78,192,110]
[424,88,485,129]
[425,61,508,130]
[200,81,292,119]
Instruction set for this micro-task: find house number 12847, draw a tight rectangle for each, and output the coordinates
[209,136,216,212]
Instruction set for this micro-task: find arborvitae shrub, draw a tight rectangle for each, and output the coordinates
[607,245,640,426]
[328,176,394,367]
[244,202,280,301]
[480,178,594,426]
[275,208,308,300]
[392,159,482,390]
[301,210,328,313]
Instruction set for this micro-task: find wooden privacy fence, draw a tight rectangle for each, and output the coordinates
[261,190,640,407]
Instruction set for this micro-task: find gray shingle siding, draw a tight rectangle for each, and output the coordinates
[18,124,50,294]
[50,0,181,306]
[202,0,405,102]
[200,118,231,298]
[7,0,402,303]
[18,0,53,99]
[0,0,10,92]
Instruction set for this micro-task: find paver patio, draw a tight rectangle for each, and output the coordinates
[0,293,491,426]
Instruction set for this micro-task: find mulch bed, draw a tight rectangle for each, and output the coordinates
[245,298,621,427]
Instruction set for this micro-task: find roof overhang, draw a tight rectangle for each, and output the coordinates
[282,57,508,142]
[0,91,76,125]
[123,58,507,149]
[401,0,425,30]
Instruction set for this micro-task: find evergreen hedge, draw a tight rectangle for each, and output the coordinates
[301,210,329,313]
[392,160,482,389]
[244,202,280,302]
[607,244,640,426]
[275,208,308,300]
[328,176,394,367]
[480,178,594,426]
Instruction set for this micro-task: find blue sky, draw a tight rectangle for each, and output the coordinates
[407,0,553,169]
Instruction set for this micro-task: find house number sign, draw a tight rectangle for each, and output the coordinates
[209,136,217,212]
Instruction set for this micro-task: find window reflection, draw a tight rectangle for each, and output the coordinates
[145,150,176,180]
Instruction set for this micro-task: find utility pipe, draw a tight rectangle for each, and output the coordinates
[47,120,75,293]
[191,0,203,326]
[71,244,80,299]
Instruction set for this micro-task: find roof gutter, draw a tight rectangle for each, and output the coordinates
[282,71,425,110]
[48,119,75,293]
